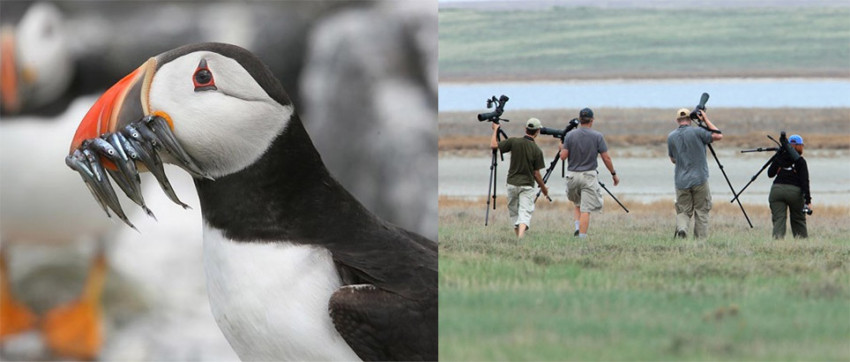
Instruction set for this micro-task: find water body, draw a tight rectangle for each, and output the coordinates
[439,79,850,111]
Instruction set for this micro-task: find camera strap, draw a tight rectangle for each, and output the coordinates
[697,123,722,134]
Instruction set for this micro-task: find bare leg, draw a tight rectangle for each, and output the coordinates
[579,212,590,235]
[517,224,528,238]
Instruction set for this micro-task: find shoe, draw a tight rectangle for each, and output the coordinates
[574,230,579,237]
[676,230,687,239]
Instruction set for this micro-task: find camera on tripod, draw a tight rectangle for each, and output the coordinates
[540,118,580,140]
[477,95,510,123]
[689,93,709,121]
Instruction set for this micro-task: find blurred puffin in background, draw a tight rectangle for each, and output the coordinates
[0,2,73,115]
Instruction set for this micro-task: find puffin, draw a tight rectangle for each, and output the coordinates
[65,42,437,361]
[1,2,73,115]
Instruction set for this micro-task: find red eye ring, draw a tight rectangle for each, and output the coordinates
[193,59,216,91]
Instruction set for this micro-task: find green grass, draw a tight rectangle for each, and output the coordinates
[439,7,850,80]
[438,200,850,360]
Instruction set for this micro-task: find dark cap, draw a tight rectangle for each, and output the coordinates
[579,107,594,119]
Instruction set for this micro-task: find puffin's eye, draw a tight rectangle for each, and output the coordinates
[193,59,217,91]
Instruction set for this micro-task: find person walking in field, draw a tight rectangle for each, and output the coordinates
[490,118,549,238]
[767,134,810,239]
[667,108,722,239]
[559,108,619,239]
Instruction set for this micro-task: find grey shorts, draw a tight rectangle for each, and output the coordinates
[566,171,603,213]
[506,184,535,228]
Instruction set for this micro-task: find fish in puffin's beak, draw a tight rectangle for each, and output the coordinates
[66,58,210,228]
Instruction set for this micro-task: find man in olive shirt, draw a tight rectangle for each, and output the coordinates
[490,118,549,238]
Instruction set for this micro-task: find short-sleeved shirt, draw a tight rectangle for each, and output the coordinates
[562,127,608,172]
[667,125,713,189]
[498,136,545,187]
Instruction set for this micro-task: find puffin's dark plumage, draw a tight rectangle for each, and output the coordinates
[66,42,437,361]
[193,88,438,361]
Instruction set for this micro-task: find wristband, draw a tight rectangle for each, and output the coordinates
[611,171,617,176]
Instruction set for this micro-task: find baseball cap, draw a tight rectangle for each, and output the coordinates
[677,108,690,119]
[526,117,542,130]
[579,108,594,119]
[788,134,804,145]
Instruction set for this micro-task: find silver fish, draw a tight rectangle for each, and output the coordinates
[123,125,191,209]
[144,116,211,180]
[81,148,136,230]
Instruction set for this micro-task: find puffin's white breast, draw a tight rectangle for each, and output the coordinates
[202,224,361,361]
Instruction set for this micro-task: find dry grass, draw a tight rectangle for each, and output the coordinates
[440,108,850,153]
[439,195,850,360]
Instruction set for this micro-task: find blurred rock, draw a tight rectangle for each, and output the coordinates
[301,1,438,240]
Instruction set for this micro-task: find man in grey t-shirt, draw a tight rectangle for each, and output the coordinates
[559,108,619,238]
[667,108,723,238]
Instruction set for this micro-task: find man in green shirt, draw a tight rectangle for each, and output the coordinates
[490,118,549,238]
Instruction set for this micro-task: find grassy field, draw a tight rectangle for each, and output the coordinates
[439,7,850,81]
[439,197,850,360]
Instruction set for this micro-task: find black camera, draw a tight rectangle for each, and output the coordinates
[802,207,813,215]
[689,92,710,121]
[539,118,580,140]
[477,95,510,123]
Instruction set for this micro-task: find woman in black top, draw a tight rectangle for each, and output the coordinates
[767,134,810,239]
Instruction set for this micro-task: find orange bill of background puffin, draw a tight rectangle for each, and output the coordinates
[64,42,437,361]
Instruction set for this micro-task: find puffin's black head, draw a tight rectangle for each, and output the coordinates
[71,42,294,178]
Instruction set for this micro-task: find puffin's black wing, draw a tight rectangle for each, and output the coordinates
[329,285,437,361]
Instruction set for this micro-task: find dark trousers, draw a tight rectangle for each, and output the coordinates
[769,184,807,239]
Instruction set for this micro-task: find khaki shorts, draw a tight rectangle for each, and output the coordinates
[506,184,535,228]
[566,171,603,213]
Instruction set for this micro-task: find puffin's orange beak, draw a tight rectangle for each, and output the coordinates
[0,27,20,113]
[70,58,157,153]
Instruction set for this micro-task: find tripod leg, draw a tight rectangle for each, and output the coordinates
[492,162,498,210]
[536,153,560,202]
[730,154,775,203]
[485,152,496,226]
[599,181,629,213]
[707,144,752,228]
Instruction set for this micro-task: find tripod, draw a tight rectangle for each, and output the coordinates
[485,127,508,226]
[534,152,559,202]
[698,118,753,228]
[731,133,798,204]
[599,179,629,213]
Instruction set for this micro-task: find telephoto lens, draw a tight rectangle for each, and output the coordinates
[539,127,564,138]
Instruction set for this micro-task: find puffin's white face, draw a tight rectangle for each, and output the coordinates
[16,2,72,108]
[148,51,293,178]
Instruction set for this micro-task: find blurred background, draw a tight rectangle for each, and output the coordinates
[0,0,436,359]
